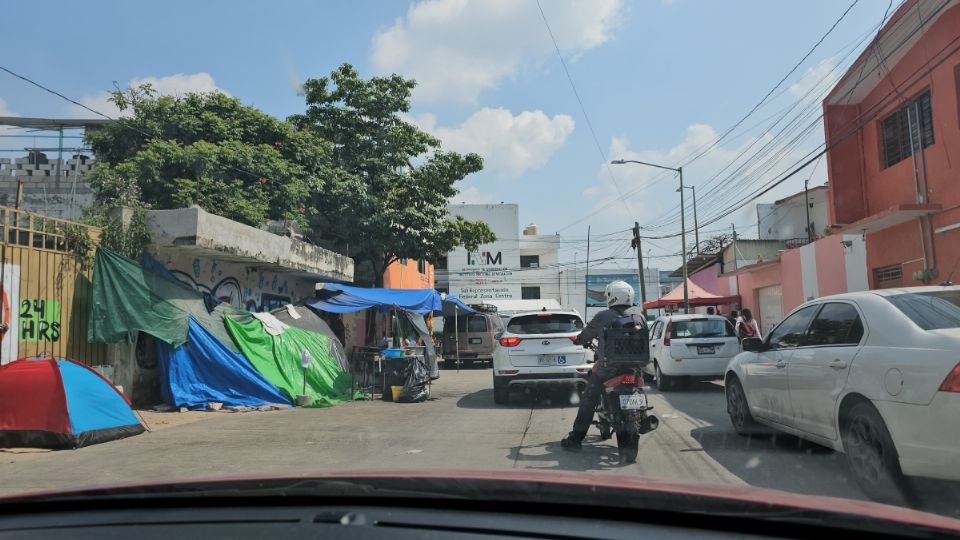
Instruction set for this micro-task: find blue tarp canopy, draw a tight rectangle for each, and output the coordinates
[156,318,292,408]
[438,294,475,317]
[306,284,475,316]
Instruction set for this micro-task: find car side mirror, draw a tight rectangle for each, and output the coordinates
[741,337,765,352]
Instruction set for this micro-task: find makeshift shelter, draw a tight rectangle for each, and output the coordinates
[156,318,292,409]
[0,358,145,449]
[224,316,357,407]
[270,305,349,372]
[643,279,741,310]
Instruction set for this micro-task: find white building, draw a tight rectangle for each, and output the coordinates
[437,204,562,305]
[757,184,829,245]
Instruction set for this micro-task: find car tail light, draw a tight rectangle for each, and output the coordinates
[621,374,637,385]
[498,369,519,375]
[663,320,672,346]
[575,367,589,373]
[499,336,522,347]
[568,335,579,343]
[939,362,960,392]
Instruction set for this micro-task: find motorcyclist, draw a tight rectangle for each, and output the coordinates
[561,280,646,451]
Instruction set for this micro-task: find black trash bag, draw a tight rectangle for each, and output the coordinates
[398,356,430,403]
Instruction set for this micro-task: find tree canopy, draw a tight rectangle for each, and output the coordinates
[85,65,495,285]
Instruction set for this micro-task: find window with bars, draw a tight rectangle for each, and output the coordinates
[873,264,903,289]
[880,90,934,169]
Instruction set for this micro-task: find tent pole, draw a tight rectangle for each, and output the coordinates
[454,305,460,373]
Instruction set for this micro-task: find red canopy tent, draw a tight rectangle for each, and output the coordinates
[644,279,740,309]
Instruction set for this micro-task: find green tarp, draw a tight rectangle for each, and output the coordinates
[88,248,248,350]
[224,316,357,407]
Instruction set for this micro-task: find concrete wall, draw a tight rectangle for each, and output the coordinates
[150,248,319,312]
[0,156,96,221]
[147,206,354,283]
[723,240,785,270]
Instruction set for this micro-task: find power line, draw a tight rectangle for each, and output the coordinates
[535,0,633,217]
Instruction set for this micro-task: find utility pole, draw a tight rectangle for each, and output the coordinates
[731,223,738,271]
[804,178,813,243]
[679,167,689,313]
[557,270,563,305]
[692,185,699,255]
[584,226,591,316]
[632,222,647,313]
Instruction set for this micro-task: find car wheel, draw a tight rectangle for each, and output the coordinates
[655,363,675,392]
[493,377,510,405]
[726,375,762,436]
[842,401,913,505]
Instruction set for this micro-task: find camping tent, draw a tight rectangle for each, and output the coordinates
[0,358,145,449]
[270,305,349,372]
[643,279,741,310]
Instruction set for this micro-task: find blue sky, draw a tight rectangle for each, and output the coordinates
[0,0,894,270]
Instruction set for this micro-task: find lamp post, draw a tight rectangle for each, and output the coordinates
[611,159,689,314]
[678,184,699,255]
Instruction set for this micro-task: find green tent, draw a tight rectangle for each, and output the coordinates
[88,248,249,349]
[224,317,357,407]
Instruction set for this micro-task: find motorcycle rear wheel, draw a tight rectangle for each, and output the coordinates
[616,420,640,464]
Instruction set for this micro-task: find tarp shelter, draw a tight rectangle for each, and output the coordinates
[270,305,349,372]
[224,316,357,407]
[307,284,475,316]
[156,318,292,409]
[0,358,145,449]
[643,279,741,309]
[89,248,247,351]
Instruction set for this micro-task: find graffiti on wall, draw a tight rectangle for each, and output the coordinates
[167,257,294,313]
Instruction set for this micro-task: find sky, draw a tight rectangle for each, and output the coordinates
[0,0,896,272]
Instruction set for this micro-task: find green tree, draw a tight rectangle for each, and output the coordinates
[289,64,495,285]
[86,86,332,229]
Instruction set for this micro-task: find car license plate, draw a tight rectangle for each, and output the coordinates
[538,355,566,366]
[619,393,647,410]
[697,345,715,355]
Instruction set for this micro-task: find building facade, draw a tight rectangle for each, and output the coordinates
[383,258,434,290]
[757,184,829,244]
[823,0,960,288]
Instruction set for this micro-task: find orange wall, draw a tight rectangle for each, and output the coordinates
[780,249,804,314]
[382,258,435,290]
[825,3,960,287]
[815,236,848,298]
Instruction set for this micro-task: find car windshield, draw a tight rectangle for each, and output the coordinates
[3,0,960,532]
[507,314,584,334]
[884,290,960,330]
[670,318,735,339]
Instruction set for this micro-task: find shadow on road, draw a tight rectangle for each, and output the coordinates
[508,437,626,471]
[457,388,580,410]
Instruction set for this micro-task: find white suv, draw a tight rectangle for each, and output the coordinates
[492,310,592,404]
[644,314,739,391]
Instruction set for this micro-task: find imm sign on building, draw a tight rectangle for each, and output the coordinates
[446,204,521,302]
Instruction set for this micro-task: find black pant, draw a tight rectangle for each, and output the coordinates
[570,366,616,441]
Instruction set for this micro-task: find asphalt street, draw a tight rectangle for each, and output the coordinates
[2,369,957,517]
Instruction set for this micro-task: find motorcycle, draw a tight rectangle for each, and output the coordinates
[594,365,658,464]
[584,336,659,464]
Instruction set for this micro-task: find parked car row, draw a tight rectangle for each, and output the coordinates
[482,286,960,504]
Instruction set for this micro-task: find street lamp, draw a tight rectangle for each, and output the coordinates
[611,159,689,313]
[677,185,699,255]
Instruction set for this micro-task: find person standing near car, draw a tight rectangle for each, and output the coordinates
[561,280,645,452]
[735,308,762,342]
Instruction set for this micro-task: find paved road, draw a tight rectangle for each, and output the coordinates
[2,369,957,517]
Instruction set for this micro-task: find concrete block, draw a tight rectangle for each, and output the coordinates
[14,157,30,164]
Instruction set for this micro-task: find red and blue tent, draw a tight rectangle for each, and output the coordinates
[0,358,145,449]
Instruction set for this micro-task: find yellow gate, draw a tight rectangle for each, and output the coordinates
[0,206,106,365]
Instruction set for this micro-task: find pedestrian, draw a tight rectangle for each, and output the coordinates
[706,306,716,315]
[735,308,762,342]
[727,309,739,327]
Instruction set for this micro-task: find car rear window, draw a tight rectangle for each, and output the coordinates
[670,318,735,339]
[884,290,960,330]
[507,313,584,334]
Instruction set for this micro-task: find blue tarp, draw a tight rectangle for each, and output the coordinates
[306,284,475,315]
[156,318,292,408]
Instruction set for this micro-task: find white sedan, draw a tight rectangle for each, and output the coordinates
[724,286,960,503]
[644,314,739,391]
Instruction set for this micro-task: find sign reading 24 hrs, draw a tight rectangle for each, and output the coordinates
[20,299,61,342]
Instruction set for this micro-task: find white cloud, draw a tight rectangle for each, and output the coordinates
[0,97,19,117]
[452,185,494,205]
[371,0,623,103]
[421,107,574,177]
[71,72,228,118]
[788,57,841,102]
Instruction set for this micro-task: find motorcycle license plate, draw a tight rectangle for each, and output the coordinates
[697,345,715,355]
[538,355,566,366]
[619,393,647,410]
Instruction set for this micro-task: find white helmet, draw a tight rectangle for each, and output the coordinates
[604,280,635,308]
